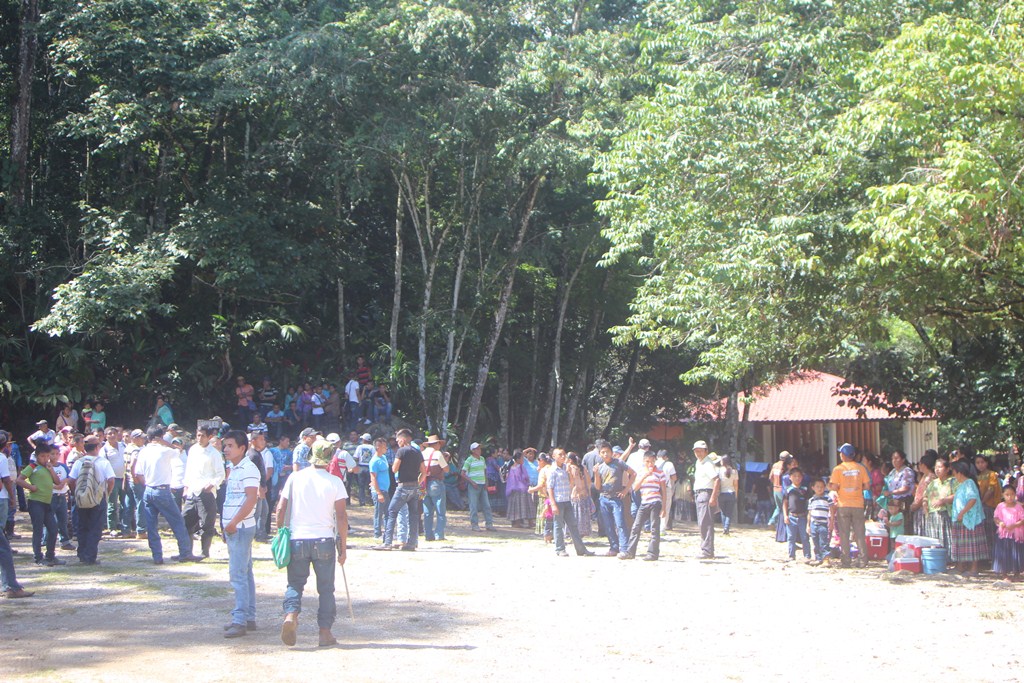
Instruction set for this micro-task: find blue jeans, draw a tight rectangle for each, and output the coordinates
[754,500,773,525]
[466,484,493,529]
[142,486,193,561]
[810,522,830,561]
[132,482,147,533]
[423,480,447,540]
[284,537,337,629]
[0,499,24,592]
[226,523,256,625]
[46,493,71,545]
[254,497,269,541]
[769,489,783,525]
[76,499,107,563]
[599,496,627,553]
[397,504,409,543]
[27,499,57,562]
[553,501,589,555]
[357,470,371,506]
[372,401,392,423]
[718,491,736,532]
[787,514,811,559]
[384,485,420,548]
[372,490,391,538]
[121,482,137,533]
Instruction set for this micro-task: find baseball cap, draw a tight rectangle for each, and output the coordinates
[839,443,856,457]
[360,433,372,441]
[59,426,74,433]
[779,450,793,460]
[612,446,624,454]
[326,432,341,444]
[693,440,708,450]
[299,427,319,439]
[130,429,144,438]
[638,438,652,449]
[470,442,481,450]
[35,420,47,427]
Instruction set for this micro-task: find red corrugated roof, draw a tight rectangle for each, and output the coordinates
[689,371,933,423]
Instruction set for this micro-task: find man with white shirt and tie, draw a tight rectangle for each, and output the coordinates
[135,425,204,564]
[183,426,226,558]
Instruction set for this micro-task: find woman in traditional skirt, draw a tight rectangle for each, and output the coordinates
[568,452,594,537]
[912,451,938,537]
[974,455,1001,545]
[529,454,554,541]
[924,455,955,549]
[994,485,1024,580]
[949,460,991,576]
[886,450,916,534]
[505,450,531,528]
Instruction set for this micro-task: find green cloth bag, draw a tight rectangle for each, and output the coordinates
[271,526,291,568]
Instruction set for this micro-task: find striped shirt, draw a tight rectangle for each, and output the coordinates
[808,494,832,524]
[639,470,667,503]
[548,464,571,503]
[461,455,487,485]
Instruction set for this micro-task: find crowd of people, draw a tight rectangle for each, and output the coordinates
[759,443,1024,578]
[5,372,1023,648]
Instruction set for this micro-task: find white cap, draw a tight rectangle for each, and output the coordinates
[470,442,481,451]
[360,433,372,441]
[638,438,652,449]
[326,432,341,444]
[693,440,708,450]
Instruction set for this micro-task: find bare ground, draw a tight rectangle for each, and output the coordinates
[3,505,1023,682]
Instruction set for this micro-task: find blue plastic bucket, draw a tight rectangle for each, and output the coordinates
[921,547,947,574]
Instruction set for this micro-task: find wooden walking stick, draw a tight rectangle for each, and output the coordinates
[341,564,354,619]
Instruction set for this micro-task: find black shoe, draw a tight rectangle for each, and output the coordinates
[224,621,257,631]
[173,554,206,563]
[45,558,66,566]
[154,558,165,565]
[223,623,247,638]
[580,550,596,556]
[61,543,76,551]
[400,545,417,551]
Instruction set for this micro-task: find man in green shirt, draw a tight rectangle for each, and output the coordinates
[460,443,495,532]
[16,444,65,566]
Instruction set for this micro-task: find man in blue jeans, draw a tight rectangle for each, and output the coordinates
[593,439,634,556]
[0,434,33,597]
[421,434,450,540]
[277,438,348,647]
[221,431,260,638]
[375,429,424,551]
[135,425,204,565]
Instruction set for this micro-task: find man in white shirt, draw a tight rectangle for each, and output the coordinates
[68,436,116,565]
[343,374,361,431]
[100,427,127,537]
[221,431,260,639]
[0,432,31,597]
[246,430,272,541]
[125,429,146,538]
[183,426,226,558]
[656,450,678,530]
[626,438,652,518]
[277,439,348,648]
[28,420,56,451]
[135,425,204,564]
[691,441,720,559]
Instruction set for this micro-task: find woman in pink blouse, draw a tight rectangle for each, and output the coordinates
[505,450,531,528]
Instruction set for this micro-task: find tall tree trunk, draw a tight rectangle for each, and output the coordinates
[337,278,346,357]
[498,352,510,449]
[561,268,608,444]
[389,190,404,369]
[523,291,540,444]
[9,0,41,209]
[601,341,641,439]
[439,217,472,437]
[459,175,543,459]
[547,243,591,447]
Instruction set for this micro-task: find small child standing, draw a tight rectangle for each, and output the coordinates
[781,468,811,561]
[885,498,905,540]
[993,485,1024,580]
[807,478,833,565]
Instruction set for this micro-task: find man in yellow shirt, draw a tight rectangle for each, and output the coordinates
[829,443,869,568]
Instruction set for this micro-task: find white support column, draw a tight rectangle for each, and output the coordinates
[827,422,838,469]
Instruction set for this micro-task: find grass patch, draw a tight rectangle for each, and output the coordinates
[979,610,1009,620]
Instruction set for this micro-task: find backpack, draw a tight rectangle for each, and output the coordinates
[75,457,106,509]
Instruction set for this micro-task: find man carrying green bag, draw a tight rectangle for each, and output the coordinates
[275,438,348,648]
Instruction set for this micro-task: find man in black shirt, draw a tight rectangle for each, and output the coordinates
[374,429,424,551]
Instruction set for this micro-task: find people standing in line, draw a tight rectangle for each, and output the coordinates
[16,443,64,566]
[717,455,739,535]
[221,431,260,638]
[547,448,594,557]
[368,438,392,539]
[421,435,450,541]
[830,442,869,568]
[376,429,424,551]
[461,442,496,532]
[593,439,633,557]
[622,450,668,561]
[67,435,116,565]
[135,425,204,564]
[277,436,349,648]
[100,427,127,538]
[692,441,720,559]
[183,426,226,558]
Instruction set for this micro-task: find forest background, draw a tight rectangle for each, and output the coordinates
[3,0,1024,457]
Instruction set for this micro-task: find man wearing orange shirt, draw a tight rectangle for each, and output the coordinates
[829,443,869,568]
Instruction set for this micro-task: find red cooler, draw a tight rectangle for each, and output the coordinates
[865,525,889,561]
